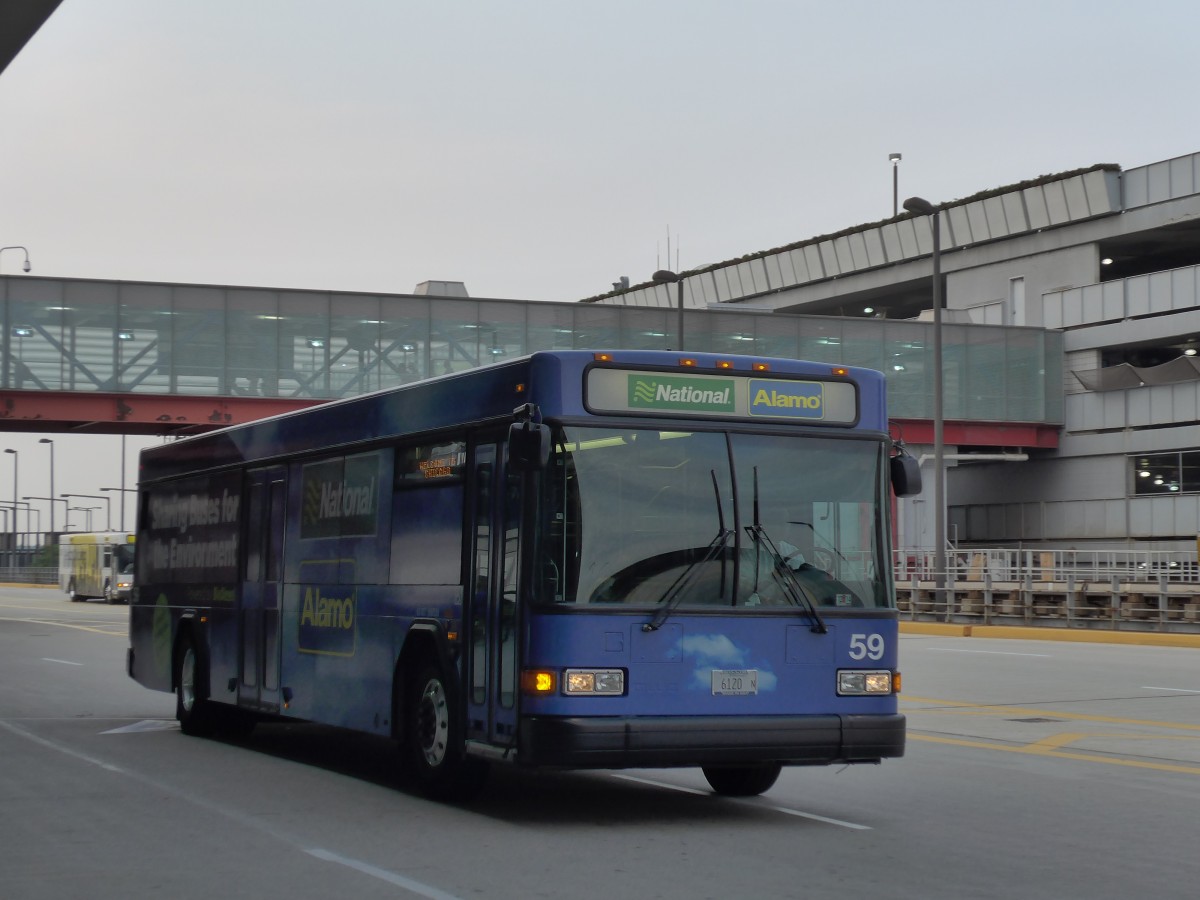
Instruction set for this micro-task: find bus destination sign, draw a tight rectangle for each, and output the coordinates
[588,368,857,424]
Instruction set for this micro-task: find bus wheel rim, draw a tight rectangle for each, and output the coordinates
[417,678,449,768]
[180,649,196,713]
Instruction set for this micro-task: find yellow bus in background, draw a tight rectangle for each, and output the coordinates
[59,532,136,603]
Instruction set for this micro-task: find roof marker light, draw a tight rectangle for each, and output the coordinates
[832,367,849,377]
[752,362,770,372]
[593,352,614,362]
[679,358,697,367]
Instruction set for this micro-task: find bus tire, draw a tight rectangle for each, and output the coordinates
[702,762,783,796]
[403,661,487,800]
[103,581,116,604]
[175,632,216,737]
[67,580,81,602]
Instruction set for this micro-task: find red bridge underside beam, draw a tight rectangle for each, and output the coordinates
[889,418,1060,450]
[0,390,326,435]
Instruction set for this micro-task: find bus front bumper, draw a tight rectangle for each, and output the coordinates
[516,713,904,768]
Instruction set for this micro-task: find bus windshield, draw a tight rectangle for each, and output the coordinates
[538,426,891,610]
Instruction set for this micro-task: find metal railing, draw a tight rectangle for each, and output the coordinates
[893,547,1200,632]
[0,566,57,585]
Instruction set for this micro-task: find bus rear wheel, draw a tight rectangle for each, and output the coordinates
[702,763,783,796]
[67,580,81,602]
[175,633,216,737]
[403,662,487,800]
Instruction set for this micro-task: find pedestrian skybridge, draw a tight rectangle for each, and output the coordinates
[0,274,1062,443]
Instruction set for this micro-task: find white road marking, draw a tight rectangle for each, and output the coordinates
[610,772,871,830]
[1,718,466,899]
[1142,686,1200,694]
[101,720,179,734]
[305,848,466,900]
[42,657,84,666]
[926,647,1051,658]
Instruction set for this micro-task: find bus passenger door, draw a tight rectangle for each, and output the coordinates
[465,442,521,747]
[239,465,287,712]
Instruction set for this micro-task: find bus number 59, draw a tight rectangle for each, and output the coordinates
[849,633,885,661]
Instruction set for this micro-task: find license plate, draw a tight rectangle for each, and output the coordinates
[711,669,758,696]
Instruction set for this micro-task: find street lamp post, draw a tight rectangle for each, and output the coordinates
[100,487,137,531]
[902,195,946,618]
[889,154,902,216]
[62,493,112,531]
[38,438,54,536]
[651,269,685,350]
[0,246,32,273]
[4,449,16,568]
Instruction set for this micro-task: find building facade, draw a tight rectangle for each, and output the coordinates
[591,151,1200,555]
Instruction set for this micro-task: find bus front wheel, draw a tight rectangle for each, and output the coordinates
[702,763,783,796]
[403,662,486,800]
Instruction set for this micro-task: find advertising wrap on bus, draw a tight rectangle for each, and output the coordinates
[141,473,241,586]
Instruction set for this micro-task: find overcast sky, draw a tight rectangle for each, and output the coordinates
[1,0,1197,534]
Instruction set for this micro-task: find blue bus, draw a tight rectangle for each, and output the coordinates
[128,349,920,798]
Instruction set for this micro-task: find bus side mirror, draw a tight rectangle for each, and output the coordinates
[509,420,551,471]
[890,452,922,497]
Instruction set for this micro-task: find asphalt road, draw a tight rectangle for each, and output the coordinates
[2,585,1199,900]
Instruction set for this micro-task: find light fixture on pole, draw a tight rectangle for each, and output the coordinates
[0,246,32,273]
[889,154,902,216]
[62,493,112,531]
[902,195,946,619]
[38,438,54,536]
[651,269,685,350]
[100,486,137,531]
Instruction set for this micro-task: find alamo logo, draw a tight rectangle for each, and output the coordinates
[628,375,736,413]
[298,586,357,656]
[748,379,825,419]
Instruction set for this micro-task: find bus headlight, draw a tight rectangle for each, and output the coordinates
[564,668,624,695]
[837,670,894,695]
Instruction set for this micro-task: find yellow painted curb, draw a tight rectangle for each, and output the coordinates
[900,621,1200,648]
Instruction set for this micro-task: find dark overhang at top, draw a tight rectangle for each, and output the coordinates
[1,1,63,76]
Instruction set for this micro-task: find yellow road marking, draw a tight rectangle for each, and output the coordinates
[909,732,1200,776]
[903,695,1200,733]
[0,615,125,637]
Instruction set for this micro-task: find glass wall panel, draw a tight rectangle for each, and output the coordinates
[378,296,430,386]
[751,317,799,361]
[526,303,576,353]
[704,313,764,356]
[478,302,527,365]
[431,298,481,375]
[331,295,382,396]
[940,323,968,421]
[64,280,118,391]
[839,320,886,372]
[796,318,844,364]
[279,291,331,398]
[620,308,672,351]
[118,282,173,393]
[1005,328,1046,422]
[227,290,279,397]
[170,286,226,395]
[6,279,65,390]
[571,305,620,351]
[881,320,929,420]
[963,326,1007,420]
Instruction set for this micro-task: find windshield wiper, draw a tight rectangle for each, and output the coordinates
[746,468,827,634]
[643,470,731,633]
